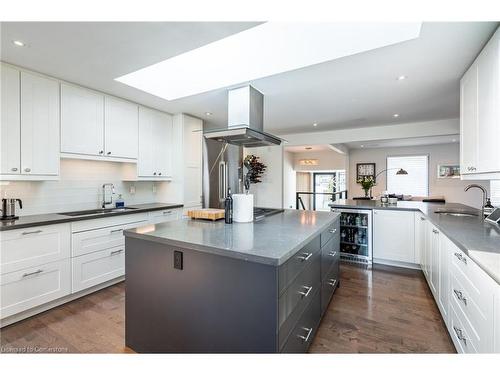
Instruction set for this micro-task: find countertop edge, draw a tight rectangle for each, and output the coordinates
[0,203,184,231]
[125,212,340,266]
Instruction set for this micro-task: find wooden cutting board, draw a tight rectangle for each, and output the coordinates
[187,208,225,221]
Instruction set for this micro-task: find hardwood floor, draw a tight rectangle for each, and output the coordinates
[0,264,454,353]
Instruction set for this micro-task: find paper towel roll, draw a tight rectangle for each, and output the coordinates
[233,194,254,223]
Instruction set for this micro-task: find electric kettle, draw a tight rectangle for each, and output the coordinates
[1,198,23,220]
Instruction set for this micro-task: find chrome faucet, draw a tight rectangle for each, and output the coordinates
[102,183,115,208]
[464,184,488,218]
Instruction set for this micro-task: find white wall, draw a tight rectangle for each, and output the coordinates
[243,146,284,209]
[348,143,490,208]
[0,159,170,216]
[283,151,296,209]
[292,149,348,172]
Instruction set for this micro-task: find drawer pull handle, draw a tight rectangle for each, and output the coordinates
[432,229,439,234]
[298,285,313,298]
[420,217,426,221]
[453,289,467,306]
[329,228,337,234]
[328,251,337,257]
[298,252,313,262]
[163,211,172,215]
[21,230,43,235]
[454,252,467,264]
[453,326,467,346]
[327,278,337,287]
[297,327,313,343]
[110,228,124,234]
[110,249,124,256]
[22,269,43,278]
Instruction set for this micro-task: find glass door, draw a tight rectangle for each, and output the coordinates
[313,173,336,211]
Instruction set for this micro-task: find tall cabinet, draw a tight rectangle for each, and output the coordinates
[460,27,500,179]
[1,64,59,180]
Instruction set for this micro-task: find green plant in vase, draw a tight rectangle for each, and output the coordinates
[357,176,375,198]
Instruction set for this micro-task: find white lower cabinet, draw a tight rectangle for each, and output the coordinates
[148,208,181,224]
[71,246,125,293]
[373,210,415,264]
[0,259,71,319]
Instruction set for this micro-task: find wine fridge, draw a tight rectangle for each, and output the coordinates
[331,208,372,267]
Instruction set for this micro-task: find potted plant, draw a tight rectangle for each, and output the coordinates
[357,176,375,198]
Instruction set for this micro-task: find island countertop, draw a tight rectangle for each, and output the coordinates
[124,209,340,266]
[331,199,500,284]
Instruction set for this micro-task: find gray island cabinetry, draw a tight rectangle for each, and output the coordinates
[124,210,340,353]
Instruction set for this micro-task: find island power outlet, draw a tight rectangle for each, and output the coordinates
[174,250,183,270]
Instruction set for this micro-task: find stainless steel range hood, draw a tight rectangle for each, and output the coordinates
[203,85,283,147]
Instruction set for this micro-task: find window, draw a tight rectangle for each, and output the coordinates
[386,155,429,196]
[491,180,500,207]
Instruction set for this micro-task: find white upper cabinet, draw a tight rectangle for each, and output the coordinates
[61,84,104,156]
[460,27,500,178]
[104,96,138,159]
[138,107,172,178]
[0,64,21,175]
[182,115,203,208]
[20,71,60,176]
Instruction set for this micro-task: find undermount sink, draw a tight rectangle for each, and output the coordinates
[58,207,138,217]
[434,210,479,217]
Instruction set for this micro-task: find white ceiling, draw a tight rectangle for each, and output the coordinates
[285,144,335,153]
[1,22,497,135]
[341,134,460,149]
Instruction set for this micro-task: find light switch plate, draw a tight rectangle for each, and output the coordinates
[129,185,136,195]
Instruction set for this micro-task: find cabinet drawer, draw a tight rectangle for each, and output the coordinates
[450,268,494,350]
[321,258,340,316]
[72,246,125,293]
[278,251,320,348]
[0,223,70,274]
[321,234,340,281]
[71,213,148,232]
[0,259,71,319]
[320,218,339,248]
[72,221,144,257]
[148,208,180,224]
[281,288,321,353]
[449,302,479,353]
[278,235,320,295]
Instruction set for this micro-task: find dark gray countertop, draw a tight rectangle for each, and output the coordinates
[0,203,184,231]
[331,199,500,284]
[125,209,340,266]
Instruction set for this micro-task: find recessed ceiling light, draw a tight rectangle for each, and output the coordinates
[393,113,400,118]
[313,123,318,127]
[205,112,212,116]
[12,40,25,47]
[397,75,407,80]
[115,23,422,100]
[305,147,312,150]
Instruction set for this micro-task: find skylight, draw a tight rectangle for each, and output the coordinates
[115,22,421,101]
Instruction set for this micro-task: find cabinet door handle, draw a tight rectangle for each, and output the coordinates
[24,168,31,172]
[22,230,43,235]
[163,211,172,215]
[22,269,43,278]
[110,249,124,256]
[298,285,313,298]
[453,289,467,306]
[328,251,337,257]
[298,252,313,262]
[454,252,467,264]
[11,167,18,171]
[107,151,111,155]
[329,228,337,234]
[110,228,124,234]
[432,229,439,234]
[297,327,313,343]
[153,172,157,176]
[99,150,104,155]
[420,217,426,221]
[453,326,467,346]
[327,278,337,287]
[158,172,162,176]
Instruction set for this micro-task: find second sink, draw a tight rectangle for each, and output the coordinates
[58,207,138,217]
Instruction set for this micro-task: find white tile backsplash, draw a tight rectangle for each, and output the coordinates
[490,180,500,207]
[0,159,161,216]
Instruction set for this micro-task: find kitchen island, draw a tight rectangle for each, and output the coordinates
[124,209,340,353]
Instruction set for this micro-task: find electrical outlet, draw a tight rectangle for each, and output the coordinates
[174,250,183,270]
[152,184,157,194]
[129,185,136,195]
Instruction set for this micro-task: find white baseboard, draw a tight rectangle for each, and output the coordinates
[373,258,422,270]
